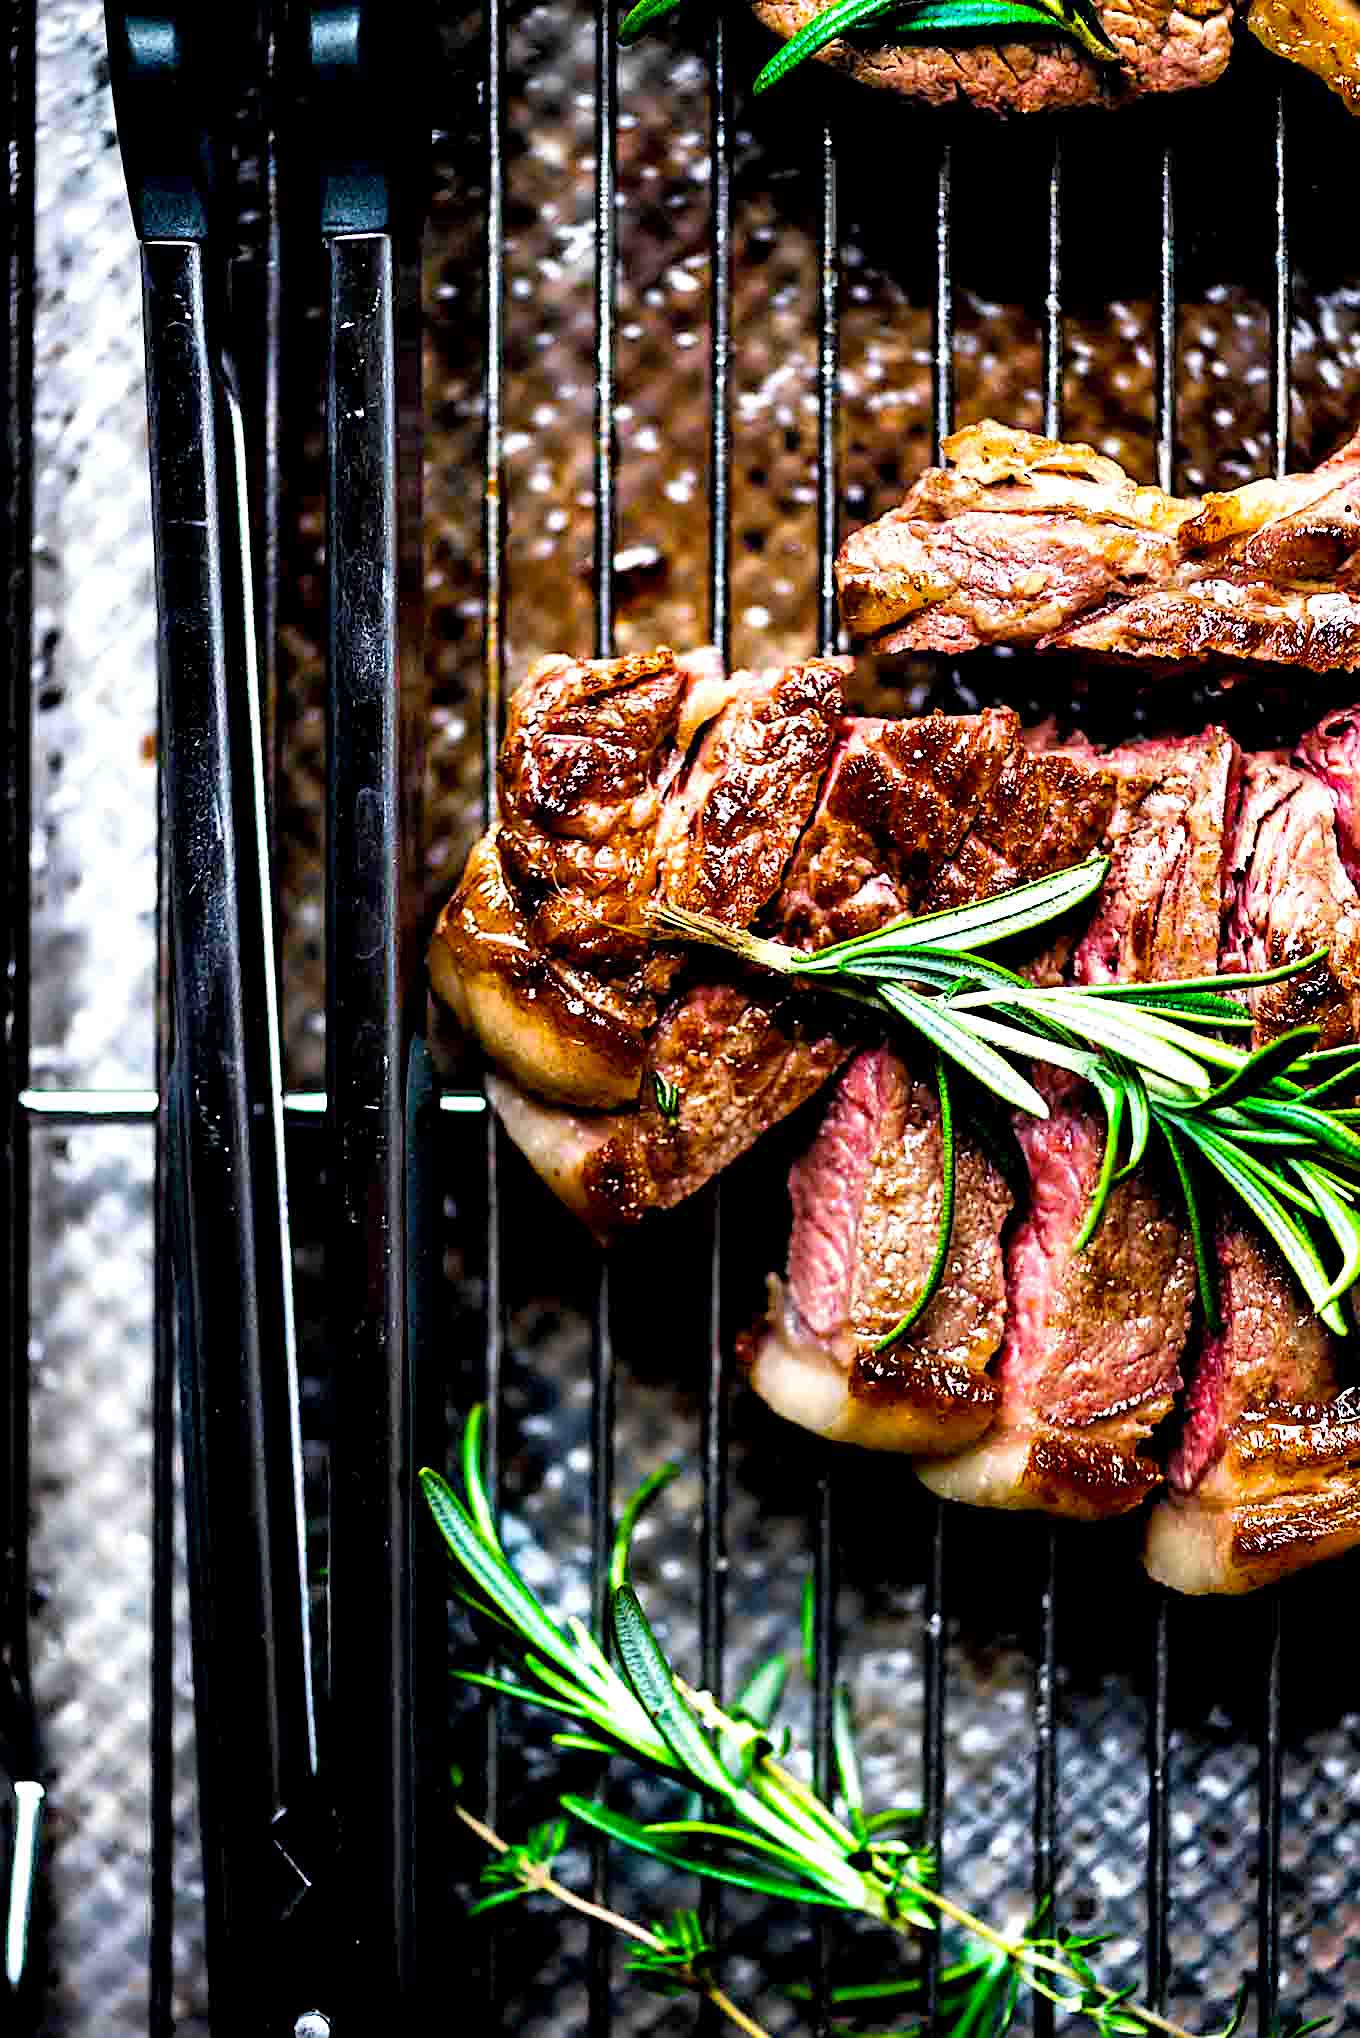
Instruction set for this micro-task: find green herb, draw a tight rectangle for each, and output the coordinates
[427,1414,1320,2038]
[652,859,1360,1330]
[654,1071,683,1122]
[618,0,1120,91]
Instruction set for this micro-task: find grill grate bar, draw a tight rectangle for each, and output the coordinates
[811,114,842,2038]
[1257,86,1292,2036]
[1146,137,1178,2020]
[698,17,735,2021]
[1032,132,1066,2038]
[16,1087,487,1123]
[480,0,509,2014]
[921,134,955,2033]
[149,815,175,2038]
[589,3,621,2028]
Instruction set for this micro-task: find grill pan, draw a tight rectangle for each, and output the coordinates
[5,0,1360,2031]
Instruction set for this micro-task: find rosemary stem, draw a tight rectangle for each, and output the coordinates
[892,1880,1199,2038]
[455,1804,777,2038]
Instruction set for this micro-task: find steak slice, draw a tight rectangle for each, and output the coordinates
[430,649,844,1109]
[1145,1226,1360,1594]
[1221,755,1360,1048]
[740,1046,1011,1453]
[1145,717,1360,1592]
[919,735,1231,1517]
[485,978,855,1243]
[836,421,1360,676]
[748,0,1232,112]
[778,706,1116,952]
[1295,704,1360,884]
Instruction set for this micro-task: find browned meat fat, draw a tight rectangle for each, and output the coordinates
[1145,1228,1360,1595]
[919,734,1234,1518]
[486,978,854,1242]
[836,421,1360,675]
[740,1046,1010,1453]
[748,0,1232,111]
[1248,0,1360,115]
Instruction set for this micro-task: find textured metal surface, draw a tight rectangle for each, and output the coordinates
[26,5,206,2034]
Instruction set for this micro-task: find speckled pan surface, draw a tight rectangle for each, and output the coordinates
[23,0,1360,2033]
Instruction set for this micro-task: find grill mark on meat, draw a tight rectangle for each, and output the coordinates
[657,660,845,929]
[836,422,1360,674]
[433,649,846,1112]
[779,707,1115,952]
[741,1045,1009,1453]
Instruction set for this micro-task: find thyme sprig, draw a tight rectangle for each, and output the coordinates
[651,857,1360,1338]
[618,0,1120,92]
[427,1411,1314,2038]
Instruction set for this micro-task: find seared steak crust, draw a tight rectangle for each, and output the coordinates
[742,1046,1010,1452]
[836,421,1360,675]
[779,707,1115,951]
[1074,732,1239,986]
[749,0,1232,111]
[658,662,844,928]
[486,979,855,1241]
[433,649,845,1110]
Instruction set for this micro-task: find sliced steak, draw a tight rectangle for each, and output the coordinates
[486,978,855,1242]
[919,735,1231,1517]
[748,0,1232,112]
[431,648,845,1109]
[918,1071,1196,1517]
[740,1047,1011,1453]
[1295,704,1360,884]
[779,706,1116,951]
[836,421,1360,675]
[1072,732,1240,986]
[1221,755,1360,1048]
[1145,1225,1360,1594]
[656,660,846,928]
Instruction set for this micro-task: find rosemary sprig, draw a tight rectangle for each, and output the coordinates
[428,1412,1311,2038]
[651,858,1360,1335]
[617,0,1120,89]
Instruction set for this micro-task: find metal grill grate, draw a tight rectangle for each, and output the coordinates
[5,1,1360,2032]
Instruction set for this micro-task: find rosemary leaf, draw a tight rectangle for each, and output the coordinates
[1192,1026,1319,1112]
[1291,1158,1360,1311]
[1072,1072,1125,1256]
[1161,1122,1221,1334]
[613,1585,735,1798]
[751,0,931,93]
[609,1462,680,1592]
[562,1795,851,1906]
[618,0,690,43]
[879,982,1050,1116]
[875,1053,956,1350]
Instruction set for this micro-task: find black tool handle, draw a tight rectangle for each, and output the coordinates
[107,10,317,2028]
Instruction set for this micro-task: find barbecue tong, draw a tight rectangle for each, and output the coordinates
[106,7,431,2028]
